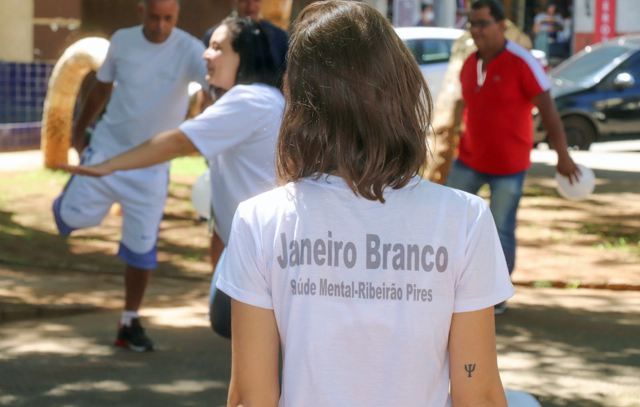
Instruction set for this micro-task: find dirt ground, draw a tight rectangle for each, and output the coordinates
[0,158,638,297]
[0,157,638,407]
[514,163,639,289]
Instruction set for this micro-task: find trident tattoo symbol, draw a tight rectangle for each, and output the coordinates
[464,363,476,378]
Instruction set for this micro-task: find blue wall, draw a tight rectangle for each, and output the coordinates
[0,61,54,150]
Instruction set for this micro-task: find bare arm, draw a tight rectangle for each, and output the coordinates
[449,307,507,407]
[58,129,198,177]
[72,81,113,155]
[210,232,225,271]
[533,91,580,183]
[228,299,280,407]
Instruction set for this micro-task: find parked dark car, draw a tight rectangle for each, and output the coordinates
[535,35,640,150]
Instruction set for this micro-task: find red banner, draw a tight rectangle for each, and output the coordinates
[594,0,617,43]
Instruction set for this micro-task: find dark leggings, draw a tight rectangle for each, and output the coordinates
[210,288,232,339]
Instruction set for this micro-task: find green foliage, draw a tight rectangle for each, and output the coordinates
[170,156,208,177]
[580,223,640,255]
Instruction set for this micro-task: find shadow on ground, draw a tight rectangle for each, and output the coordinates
[0,306,230,407]
[496,293,640,407]
[0,177,211,280]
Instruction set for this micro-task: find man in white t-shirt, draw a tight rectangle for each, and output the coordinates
[52,0,207,352]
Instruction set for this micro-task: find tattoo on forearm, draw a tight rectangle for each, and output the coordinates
[464,363,476,378]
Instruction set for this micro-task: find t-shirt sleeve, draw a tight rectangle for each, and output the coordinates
[519,53,551,100]
[179,86,266,160]
[216,204,273,309]
[96,33,118,83]
[453,199,514,313]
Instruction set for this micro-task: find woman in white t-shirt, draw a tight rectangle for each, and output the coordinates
[215,2,513,406]
[60,16,284,337]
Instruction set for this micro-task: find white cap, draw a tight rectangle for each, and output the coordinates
[555,164,595,201]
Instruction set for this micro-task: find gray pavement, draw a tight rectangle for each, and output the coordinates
[0,304,231,406]
[1,286,638,407]
[3,139,639,173]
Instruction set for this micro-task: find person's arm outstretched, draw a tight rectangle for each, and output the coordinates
[59,129,198,177]
[227,299,280,407]
[449,307,507,407]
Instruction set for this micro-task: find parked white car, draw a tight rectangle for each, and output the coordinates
[396,27,549,102]
[394,26,465,100]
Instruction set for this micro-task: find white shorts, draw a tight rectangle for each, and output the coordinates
[53,147,169,269]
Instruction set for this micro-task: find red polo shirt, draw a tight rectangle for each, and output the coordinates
[458,40,550,175]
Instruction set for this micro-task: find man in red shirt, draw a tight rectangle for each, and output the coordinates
[446,0,579,313]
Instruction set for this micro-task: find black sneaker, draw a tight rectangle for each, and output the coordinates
[115,318,154,352]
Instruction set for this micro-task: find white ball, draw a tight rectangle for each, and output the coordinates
[555,164,595,201]
[191,171,212,219]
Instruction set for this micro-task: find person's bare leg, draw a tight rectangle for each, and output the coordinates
[115,264,154,351]
[125,264,151,311]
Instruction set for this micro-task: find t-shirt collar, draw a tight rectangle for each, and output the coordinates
[301,173,423,193]
[475,39,509,87]
[139,25,175,46]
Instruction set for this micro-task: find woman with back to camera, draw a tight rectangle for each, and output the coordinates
[215,1,513,406]
[60,16,283,340]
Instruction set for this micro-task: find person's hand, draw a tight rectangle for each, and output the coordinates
[556,153,581,185]
[56,163,113,177]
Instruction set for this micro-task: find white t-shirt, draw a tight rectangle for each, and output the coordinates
[179,84,284,243]
[217,175,514,407]
[92,26,207,160]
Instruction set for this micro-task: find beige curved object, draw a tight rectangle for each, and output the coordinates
[261,0,293,30]
[427,21,533,183]
[41,37,110,168]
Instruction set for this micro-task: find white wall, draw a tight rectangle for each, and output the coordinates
[575,0,640,35]
[575,0,595,33]
[616,0,640,33]
[0,0,33,62]
[435,0,455,28]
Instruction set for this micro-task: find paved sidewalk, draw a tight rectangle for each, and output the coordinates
[0,149,46,172]
[0,263,210,323]
[0,149,81,173]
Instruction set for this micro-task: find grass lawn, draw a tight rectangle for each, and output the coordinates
[0,157,210,278]
[0,157,638,288]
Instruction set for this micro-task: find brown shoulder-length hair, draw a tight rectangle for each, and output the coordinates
[276,0,432,202]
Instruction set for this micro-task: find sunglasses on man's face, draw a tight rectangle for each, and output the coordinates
[467,19,496,29]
